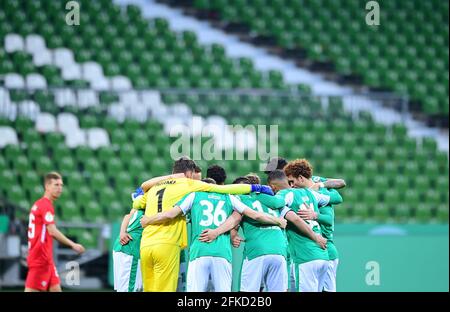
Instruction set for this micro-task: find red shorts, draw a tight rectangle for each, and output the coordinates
[25,264,60,291]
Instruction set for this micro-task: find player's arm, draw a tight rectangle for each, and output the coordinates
[119,208,135,245]
[141,173,185,192]
[310,189,343,207]
[47,224,85,254]
[324,178,346,189]
[230,195,285,227]
[230,228,244,248]
[191,180,274,196]
[140,193,194,227]
[199,211,243,243]
[297,208,333,227]
[257,193,286,209]
[283,209,327,249]
[140,206,183,227]
[199,196,286,243]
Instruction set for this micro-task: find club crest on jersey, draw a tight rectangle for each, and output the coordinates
[45,212,54,223]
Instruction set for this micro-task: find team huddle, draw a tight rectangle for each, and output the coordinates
[112,157,345,292]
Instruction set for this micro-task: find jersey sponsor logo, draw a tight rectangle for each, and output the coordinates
[45,212,54,223]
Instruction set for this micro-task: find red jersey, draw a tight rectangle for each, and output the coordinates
[27,197,56,267]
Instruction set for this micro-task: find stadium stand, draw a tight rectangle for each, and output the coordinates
[181,0,449,123]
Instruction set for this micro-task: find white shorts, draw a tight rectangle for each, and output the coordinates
[323,259,339,292]
[240,254,288,292]
[288,261,296,292]
[186,256,231,292]
[112,251,143,292]
[293,259,328,292]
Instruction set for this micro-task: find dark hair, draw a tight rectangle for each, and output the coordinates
[264,157,288,174]
[245,173,261,184]
[267,169,287,184]
[194,165,202,173]
[206,165,227,185]
[201,177,216,184]
[172,157,197,174]
[44,171,62,185]
[232,176,251,184]
[284,159,313,179]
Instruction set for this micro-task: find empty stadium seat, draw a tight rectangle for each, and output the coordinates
[35,112,56,133]
[0,127,19,147]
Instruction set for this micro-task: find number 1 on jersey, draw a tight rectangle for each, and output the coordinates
[156,188,166,212]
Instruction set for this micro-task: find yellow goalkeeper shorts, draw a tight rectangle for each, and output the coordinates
[140,244,181,292]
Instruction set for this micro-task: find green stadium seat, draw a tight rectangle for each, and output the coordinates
[34,156,55,176]
[436,205,449,223]
[109,201,127,220]
[353,203,370,220]
[79,230,97,248]
[84,201,105,222]
[373,203,390,222]
[415,204,432,223]
[61,200,80,221]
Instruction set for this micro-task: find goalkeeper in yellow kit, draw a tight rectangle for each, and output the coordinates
[137,158,274,292]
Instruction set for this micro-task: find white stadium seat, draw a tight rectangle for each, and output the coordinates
[33,48,52,66]
[54,88,77,107]
[5,34,24,53]
[61,63,82,80]
[26,74,47,89]
[57,112,80,135]
[91,78,110,91]
[119,90,139,105]
[18,100,40,121]
[4,74,25,89]
[125,103,148,123]
[164,116,188,135]
[53,48,75,68]
[77,90,99,108]
[35,112,57,133]
[0,101,17,121]
[151,103,169,123]
[82,62,104,82]
[25,34,46,55]
[0,88,11,104]
[0,127,19,148]
[87,128,110,149]
[140,90,162,107]
[108,103,126,123]
[170,103,192,118]
[110,76,132,91]
[65,129,86,148]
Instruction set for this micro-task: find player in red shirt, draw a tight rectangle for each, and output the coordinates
[25,172,85,292]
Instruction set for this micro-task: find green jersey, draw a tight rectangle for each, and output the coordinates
[312,176,340,260]
[238,193,288,261]
[277,188,329,264]
[177,192,248,263]
[113,209,144,258]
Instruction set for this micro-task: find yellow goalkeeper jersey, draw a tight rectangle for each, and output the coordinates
[139,178,252,249]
